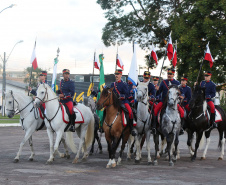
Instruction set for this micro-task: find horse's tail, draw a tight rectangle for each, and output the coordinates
[84,113,95,151]
[66,132,77,154]
[199,132,205,150]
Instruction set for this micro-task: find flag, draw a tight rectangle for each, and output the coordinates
[204,42,214,68]
[167,33,173,61]
[116,54,124,70]
[51,57,58,92]
[150,43,158,65]
[172,46,177,67]
[30,41,38,70]
[96,54,105,128]
[128,43,138,85]
[94,52,100,70]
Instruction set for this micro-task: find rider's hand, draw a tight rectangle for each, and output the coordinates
[194,82,197,86]
[28,87,32,91]
[59,94,64,98]
[179,95,184,99]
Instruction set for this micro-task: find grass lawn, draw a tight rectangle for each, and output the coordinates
[0,114,20,123]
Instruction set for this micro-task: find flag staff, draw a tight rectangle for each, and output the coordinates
[115,45,118,71]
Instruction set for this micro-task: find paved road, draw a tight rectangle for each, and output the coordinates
[0,127,225,185]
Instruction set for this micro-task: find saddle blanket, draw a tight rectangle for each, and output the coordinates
[61,104,84,124]
[121,110,136,127]
[206,109,222,123]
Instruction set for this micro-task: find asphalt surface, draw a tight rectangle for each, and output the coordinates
[0,126,226,185]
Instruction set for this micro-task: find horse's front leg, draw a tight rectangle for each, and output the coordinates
[159,135,166,157]
[56,136,70,159]
[106,140,113,168]
[166,133,174,166]
[126,135,134,160]
[118,128,130,165]
[153,133,159,165]
[173,134,179,162]
[111,136,121,168]
[46,129,54,164]
[187,129,194,156]
[145,130,152,164]
[135,135,142,163]
[14,128,34,163]
[191,131,203,162]
[28,136,35,161]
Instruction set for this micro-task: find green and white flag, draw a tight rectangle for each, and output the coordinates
[96,54,105,127]
[51,57,58,92]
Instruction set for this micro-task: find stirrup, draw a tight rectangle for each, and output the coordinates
[69,125,75,132]
[179,128,184,135]
[131,129,136,136]
[151,128,156,135]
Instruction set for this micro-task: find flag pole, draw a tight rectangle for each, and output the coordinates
[28,40,36,96]
[115,46,118,71]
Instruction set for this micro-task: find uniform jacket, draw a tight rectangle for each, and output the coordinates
[139,80,156,99]
[200,80,216,102]
[159,79,184,102]
[110,80,130,104]
[59,78,75,103]
[181,85,192,106]
[30,80,48,96]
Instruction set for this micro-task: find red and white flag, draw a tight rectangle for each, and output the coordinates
[30,42,38,70]
[204,43,214,68]
[116,54,124,70]
[150,43,158,65]
[167,33,173,61]
[172,46,177,67]
[94,52,100,70]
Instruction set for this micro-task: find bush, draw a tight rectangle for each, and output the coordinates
[220,95,226,113]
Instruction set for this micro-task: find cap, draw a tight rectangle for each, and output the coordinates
[115,69,123,75]
[167,68,175,74]
[63,69,70,74]
[204,71,212,76]
[153,76,159,81]
[181,75,188,81]
[143,71,151,79]
[40,71,47,76]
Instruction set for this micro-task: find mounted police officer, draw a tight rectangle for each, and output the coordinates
[57,69,76,132]
[153,76,161,103]
[200,71,217,128]
[28,71,48,113]
[180,75,192,131]
[110,69,136,136]
[153,68,185,134]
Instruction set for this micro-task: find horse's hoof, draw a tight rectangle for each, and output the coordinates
[111,163,116,168]
[153,161,158,166]
[106,164,111,169]
[28,158,33,161]
[218,157,223,161]
[13,159,19,163]
[169,161,174,166]
[46,161,53,165]
[117,161,121,165]
[60,154,65,158]
[82,158,87,162]
[99,150,103,154]
[191,158,196,162]
[135,159,140,164]
[72,158,78,164]
[66,155,70,159]
[147,162,152,165]
[157,155,160,159]
[200,157,206,160]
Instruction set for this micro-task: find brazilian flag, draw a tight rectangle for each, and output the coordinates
[96,54,105,128]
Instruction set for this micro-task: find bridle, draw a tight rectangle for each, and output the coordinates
[98,89,113,109]
[35,85,59,103]
[137,88,148,105]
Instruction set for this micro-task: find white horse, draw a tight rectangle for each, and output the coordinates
[4,91,69,162]
[34,84,94,164]
[134,80,152,164]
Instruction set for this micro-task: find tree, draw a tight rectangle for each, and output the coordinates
[97,0,226,83]
[23,67,43,89]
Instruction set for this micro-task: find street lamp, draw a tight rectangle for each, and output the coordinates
[0,4,16,14]
[1,40,23,115]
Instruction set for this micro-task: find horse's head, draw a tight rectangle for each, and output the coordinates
[189,85,205,109]
[136,80,149,103]
[167,85,180,107]
[5,91,18,118]
[34,83,48,108]
[96,86,115,110]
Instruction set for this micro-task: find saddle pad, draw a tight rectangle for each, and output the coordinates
[73,107,84,124]
[38,108,44,120]
[215,109,222,123]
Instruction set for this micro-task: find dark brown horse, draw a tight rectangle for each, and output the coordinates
[96,86,131,168]
[187,85,226,161]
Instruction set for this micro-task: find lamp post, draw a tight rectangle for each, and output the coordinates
[0,4,16,14]
[1,40,23,115]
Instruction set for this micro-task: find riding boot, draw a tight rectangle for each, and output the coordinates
[69,113,76,132]
[129,119,137,136]
[210,112,217,128]
[151,115,157,135]
[179,118,185,135]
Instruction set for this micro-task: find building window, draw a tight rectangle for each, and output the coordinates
[90,76,100,82]
[75,75,84,82]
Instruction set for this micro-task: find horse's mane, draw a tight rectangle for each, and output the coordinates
[162,84,180,109]
[101,87,121,111]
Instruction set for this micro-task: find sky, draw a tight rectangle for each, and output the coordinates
[0,0,170,77]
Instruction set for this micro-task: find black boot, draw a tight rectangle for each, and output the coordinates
[130,119,137,136]
[210,112,217,128]
[179,118,184,135]
[151,115,157,135]
[69,114,75,132]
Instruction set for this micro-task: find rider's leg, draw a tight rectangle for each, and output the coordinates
[207,101,217,128]
[152,102,163,134]
[66,101,75,132]
[124,103,136,136]
[177,104,185,135]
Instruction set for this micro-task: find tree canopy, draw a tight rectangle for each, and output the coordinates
[23,67,43,89]
[97,0,226,83]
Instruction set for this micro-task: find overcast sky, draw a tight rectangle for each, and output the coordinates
[0,0,169,77]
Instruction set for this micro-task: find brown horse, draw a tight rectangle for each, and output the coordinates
[96,86,131,168]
